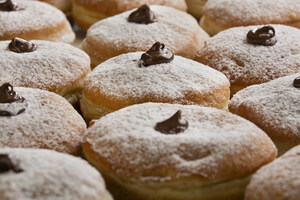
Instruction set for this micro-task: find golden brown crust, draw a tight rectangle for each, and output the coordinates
[74,0,187,17]
[39,0,72,13]
[186,0,207,19]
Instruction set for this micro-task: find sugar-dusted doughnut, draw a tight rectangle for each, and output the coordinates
[229,73,300,155]
[245,145,300,200]
[81,5,209,67]
[72,0,187,30]
[0,0,75,43]
[0,148,113,200]
[81,43,229,121]
[195,25,300,95]
[0,84,86,155]
[82,102,277,200]
[0,38,91,105]
[200,0,300,35]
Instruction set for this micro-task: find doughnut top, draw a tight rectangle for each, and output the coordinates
[195,25,300,86]
[83,103,276,184]
[203,0,300,28]
[0,148,108,200]
[229,73,300,143]
[245,145,300,200]
[83,52,229,110]
[83,5,208,60]
[0,39,90,94]
[0,87,86,155]
[0,0,67,39]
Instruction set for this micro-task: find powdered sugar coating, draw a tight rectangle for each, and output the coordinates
[0,0,73,41]
[0,87,86,155]
[84,103,276,183]
[245,145,300,200]
[82,5,208,60]
[83,52,229,108]
[203,0,300,27]
[229,73,300,143]
[195,25,300,85]
[0,148,109,200]
[0,40,90,94]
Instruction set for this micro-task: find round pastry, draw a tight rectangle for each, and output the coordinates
[0,0,75,43]
[200,0,300,36]
[80,43,230,122]
[39,0,72,14]
[245,145,300,200]
[72,0,187,31]
[229,73,300,155]
[0,38,91,105]
[81,4,209,67]
[185,0,207,19]
[195,24,300,95]
[0,148,113,200]
[0,84,86,155]
[82,102,277,200]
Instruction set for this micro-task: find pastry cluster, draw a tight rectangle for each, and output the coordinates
[1,0,300,199]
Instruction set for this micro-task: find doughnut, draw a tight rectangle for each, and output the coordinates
[82,102,277,200]
[80,4,209,67]
[0,0,75,43]
[80,43,230,122]
[229,73,300,155]
[39,0,72,14]
[185,0,207,19]
[195,24,300,95]
[245,145,300,200]
[0,84,86,155]
[72,0,187,30]
[0,38,91,105]
[0,148,113,200]
[200,0,300,35]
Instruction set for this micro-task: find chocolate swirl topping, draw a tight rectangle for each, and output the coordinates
[155,110,189,134]
[0,83,24,104]
[8,38,37,53]
[0,0,18,11]
[0,83,27,116]
[247,25,277,46]
[128,4,156,24]
[139,42,174,67]
[0,154,23,174]
[293,77,300,88]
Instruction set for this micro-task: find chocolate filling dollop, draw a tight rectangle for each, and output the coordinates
[139,42,174,67]
[247,25,277,46]
[128,4,156,24]
[0,83,27,116]
[8,38,37,53]
[0,0,18,11]
[0,154,23,173]
[293,77,300,88]
[155,110,189,134]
